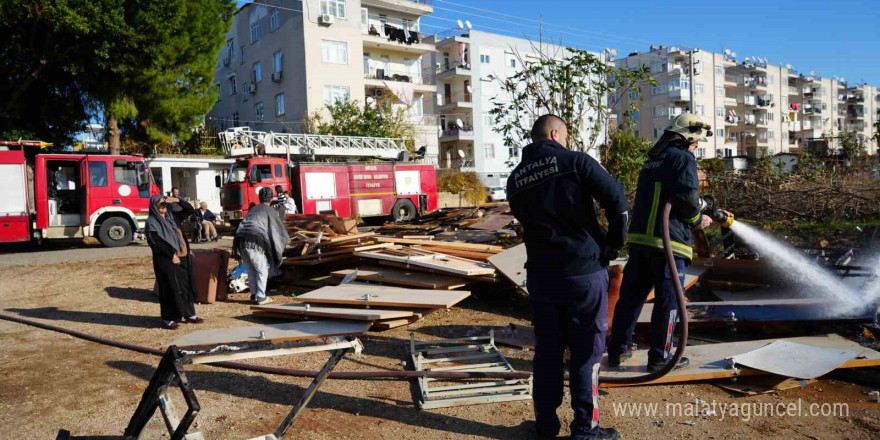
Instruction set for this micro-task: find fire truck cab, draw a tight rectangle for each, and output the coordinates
[0,141,160,247]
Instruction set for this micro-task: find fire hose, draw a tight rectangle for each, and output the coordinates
[0,201,729,383]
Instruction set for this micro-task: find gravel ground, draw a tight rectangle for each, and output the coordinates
[0,242,878,439]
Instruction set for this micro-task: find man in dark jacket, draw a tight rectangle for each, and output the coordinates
[508,115,628,440]
[607,113,719,373]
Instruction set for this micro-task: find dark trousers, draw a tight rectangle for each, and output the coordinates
[607,248,686,364]
[528,269,609,440]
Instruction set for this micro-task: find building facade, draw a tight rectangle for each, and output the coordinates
[614,45,877,159]
[206,0,439,161]
[423,30,602,187]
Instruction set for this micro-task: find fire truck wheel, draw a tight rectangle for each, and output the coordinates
[391,199,418,222]
[98,217,133,247]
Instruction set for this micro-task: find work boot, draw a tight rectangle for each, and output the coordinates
[647,356,690,373]
[607,349,632,368]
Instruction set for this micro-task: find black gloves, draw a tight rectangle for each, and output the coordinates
[600,246,621,265]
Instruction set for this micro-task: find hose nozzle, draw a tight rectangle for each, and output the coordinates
[701,195,735,228]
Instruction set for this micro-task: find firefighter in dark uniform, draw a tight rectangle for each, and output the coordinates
[607,113,722,373]
[507,115,628,440]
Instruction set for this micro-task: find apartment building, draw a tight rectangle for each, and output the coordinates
[207,0,439,159]
[615,45,878,158]
[423,30,602,187]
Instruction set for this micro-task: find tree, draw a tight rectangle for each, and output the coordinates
[437,171,487,206]
[0,0,234,152]
[599,129,651,194]
[489,40,654,158]
[304,100,416,151]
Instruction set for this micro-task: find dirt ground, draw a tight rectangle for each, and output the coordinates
[0,242,878,440]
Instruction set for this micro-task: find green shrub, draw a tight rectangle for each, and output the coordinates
[438,171,487,206]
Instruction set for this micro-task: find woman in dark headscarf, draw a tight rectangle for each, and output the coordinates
[233,187,291,305]
[146,195,204,329]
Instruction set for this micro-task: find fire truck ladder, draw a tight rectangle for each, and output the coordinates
[218,127,408,160]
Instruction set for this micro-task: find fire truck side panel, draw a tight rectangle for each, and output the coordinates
[0,150,30,243]
[349,164,396,217]
[393,164,438,212]
[296,165,351,217]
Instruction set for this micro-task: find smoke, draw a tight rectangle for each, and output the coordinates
[728,222,869,316]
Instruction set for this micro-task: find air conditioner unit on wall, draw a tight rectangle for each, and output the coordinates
[247,83,256,94]
[271,71,283,82]
[319,14,334,25]
[370,89,384,98]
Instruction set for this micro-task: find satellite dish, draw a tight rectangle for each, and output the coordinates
[786,63,792,69]
[456,118,464,128]
[724,49,731,55]
[466,85,473,93]
[457,19,464,29]
[465,20,472,29]
[457,149,466,158]
[731,52,737,58]
[810,70,817,77]
[610,48,618,56]
[841,77,846,83]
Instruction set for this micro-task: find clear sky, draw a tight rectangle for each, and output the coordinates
[419,0,880,86]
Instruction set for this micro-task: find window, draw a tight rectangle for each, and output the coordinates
[694,82,705,95]
[250,165,273,181]
[480,54,490,64]
[405,58,420,77]
[225,39,234,63]
[693,61,704,74]
[233,112,239,126]
[485,143,495,159]
[361,7,368,26]
[650,61,666,73]
[274,164,283,178]
[716,85,724,96]
[669,78,689,92]
[227,75,236,95]
[628,89,639,100]
[482,114,493,126]
[714,64,724,76]
[695,104,705,116]
[696,147,705,158]
[651,105,668,117]
[715,106,724,117]
[508,145,520,158]
[88,162,108,187]
[716,128,724,138]
[405,96,423,117]
[250,22,260,43]
[632,111,640,121]
[509,58,516,68]
[652,82,667,95]
[255,102,264,121]
[653,127,664,139]
[320,0,346,18]
[275,93,285,116]
[240,46,245,63]
[273,51,283,73]
[323,85,350,106]
[322,40,348,64]
[270,8,280,30]
[253,62,262,83]
[113,162,151,197]
[241,84,249,101]
[767,112,775,121]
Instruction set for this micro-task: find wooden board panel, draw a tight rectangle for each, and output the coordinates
[170,320,371,347]
[330,267,470,290]
[289,284,471,309]
[467,214,515,231]
[601,334,880,387]
[251,303,414,321]
[356,247,496,276]
[376,260,498,283]
[375,237,502,253]
[638,298,877,324]
[729,340,864,379]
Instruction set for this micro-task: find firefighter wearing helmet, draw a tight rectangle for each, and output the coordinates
[607,113,718,373]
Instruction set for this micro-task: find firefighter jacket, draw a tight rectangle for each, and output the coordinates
[627,135,702,261]
[507,139,629,277]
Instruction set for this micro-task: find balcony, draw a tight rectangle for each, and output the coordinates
[439,92,473,112]
[362,25,435,54]
[724,75,738,86]
[439,128,475,142]
[787,86,799,95]
[436,62,472,80]
[363,67,436,94]
[724,96,738,107]
[434,31,470,49]
[668,88,689,100]
[361,0,433,15]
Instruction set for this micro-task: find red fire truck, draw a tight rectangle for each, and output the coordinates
[217,128,438,223]
[0,140,160,247]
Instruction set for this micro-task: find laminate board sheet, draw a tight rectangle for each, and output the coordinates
[251,303,414,321]
[170,320,371,347]
[330,267,470,290]
[730,340,864,379]
[356,247,496,276]
[289,284,471,309]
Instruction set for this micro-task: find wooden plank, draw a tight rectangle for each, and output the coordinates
[375,237,502,253]
[420,246,495,261]
[251,303,414,321]
[330,267,470,290]
[467,214,514,231]
[288,284,471,309]
[371,318,415,330]
[326,232,376,244]
[601,334,880,387]
[169,320,370,348]
[376,260,496,283]
[357,247,496,276]
[283,254,355,266]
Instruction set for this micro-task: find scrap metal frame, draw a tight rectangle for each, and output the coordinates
[123,337,362,440]
[408,331,532,409]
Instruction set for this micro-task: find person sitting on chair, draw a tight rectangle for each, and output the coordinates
[194,202,221,241]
